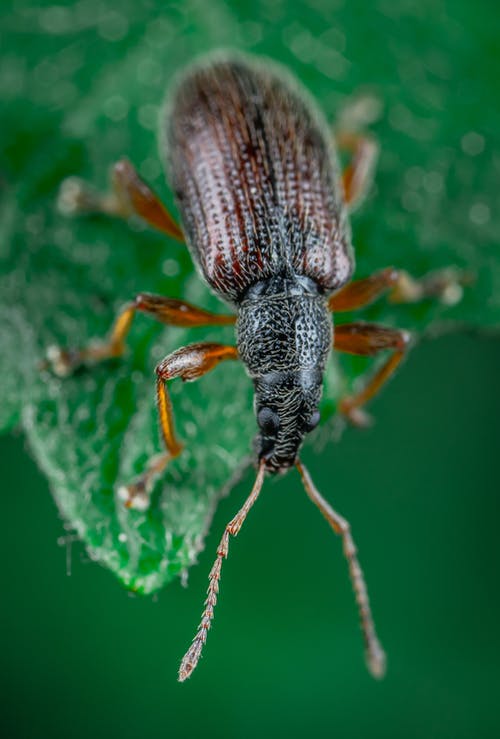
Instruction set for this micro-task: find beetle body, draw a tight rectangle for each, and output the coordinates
[52,51,452,680]
[167,55,353,472]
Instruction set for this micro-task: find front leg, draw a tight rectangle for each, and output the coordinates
[120,342,239,510]
[43,293,235,377]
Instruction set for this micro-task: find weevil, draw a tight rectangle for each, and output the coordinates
[48,52,464,681]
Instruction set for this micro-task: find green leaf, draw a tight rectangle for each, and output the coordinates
[1,0,498,594]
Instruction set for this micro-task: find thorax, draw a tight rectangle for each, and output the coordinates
[236,274,333,379]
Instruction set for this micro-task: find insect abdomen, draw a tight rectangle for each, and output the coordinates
[165,54,354,303]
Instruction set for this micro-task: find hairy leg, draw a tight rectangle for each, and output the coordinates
[334,322,411,426]
[43,293,235,377]
[58,158,184,240]
[120,342,239,510]
[336,130,379,211]
[329,266,467,312]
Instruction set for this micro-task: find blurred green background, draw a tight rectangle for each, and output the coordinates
[2,0,500,737]
[2,333,500,738]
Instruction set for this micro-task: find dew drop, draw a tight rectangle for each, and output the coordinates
[138,103,159,131]
[461,131,485,157]
[103,95,129,121]
[422,171,444,194]
[98,11,129,42]
[401,189,423,212]
[162,258,180,277]
[39,6,73,34]
[140,157,161,181]
[469,202,490,225]
[137,58,162,86]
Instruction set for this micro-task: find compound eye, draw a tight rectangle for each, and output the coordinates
[304,410,320,432]
[257,407,280,436]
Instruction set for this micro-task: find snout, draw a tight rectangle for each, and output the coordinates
[255,437,298,473]
[262,453,297,474]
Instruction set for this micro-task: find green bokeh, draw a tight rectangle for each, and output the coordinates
[2,333,500,738]
[2,0,500,736]
[1,0,499,594]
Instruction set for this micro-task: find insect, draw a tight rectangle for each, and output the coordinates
[48,52,463,681]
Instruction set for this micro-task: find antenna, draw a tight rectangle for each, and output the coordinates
[178,460,266,681]
[296,460,386,678]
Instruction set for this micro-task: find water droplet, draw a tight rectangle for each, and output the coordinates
[103,95,129,121]
[140,157,161,181]
[39,6,73,34]
[0,56,26,95]
[162,258,180,277]
[404,166,424,188]
[401,190,423,212]
[137,58,162,86]
[422,171,444,194]
[98,11,129,42]
[138,104,159,131]
[240,21,263,46]
[184,421,197,438]
[461,131,485,156]
[469,202,490,225]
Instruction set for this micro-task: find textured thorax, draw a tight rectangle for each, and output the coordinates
[236,275,332,471]
[237,278,332,379]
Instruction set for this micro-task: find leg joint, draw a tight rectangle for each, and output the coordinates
[397,329,412,351]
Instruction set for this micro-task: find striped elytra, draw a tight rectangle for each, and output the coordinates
[166,54,354,304]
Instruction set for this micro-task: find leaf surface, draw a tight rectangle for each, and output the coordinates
[1,0,498,592]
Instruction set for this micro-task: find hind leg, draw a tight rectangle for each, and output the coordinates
[58,158,184,240]
[336,130,379,211]
[333,322,411,427]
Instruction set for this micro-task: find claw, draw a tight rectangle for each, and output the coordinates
[42,344,79,377]
[339,400,374,428]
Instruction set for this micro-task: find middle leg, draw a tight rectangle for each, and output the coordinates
[44,293,236,377]
[334,322,411,426]
[329,266,467,313]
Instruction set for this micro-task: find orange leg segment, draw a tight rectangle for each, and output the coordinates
[120,342,239,510]
[334,322,411,426]
[58,157,184,240]
[336,130,379,211]
[329,266,468,313]
[328,268,399,312]
[43,294,235,377]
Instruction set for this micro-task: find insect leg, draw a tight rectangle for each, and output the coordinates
[43,294,235,377]
[336,130,379,211]
[178,461,266,682]
[119,342,239,510]
[333,322,411,426]
[328,267,400,311]
[296,460,386,679]
[328,267,468,312]
[58,158,184,240]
